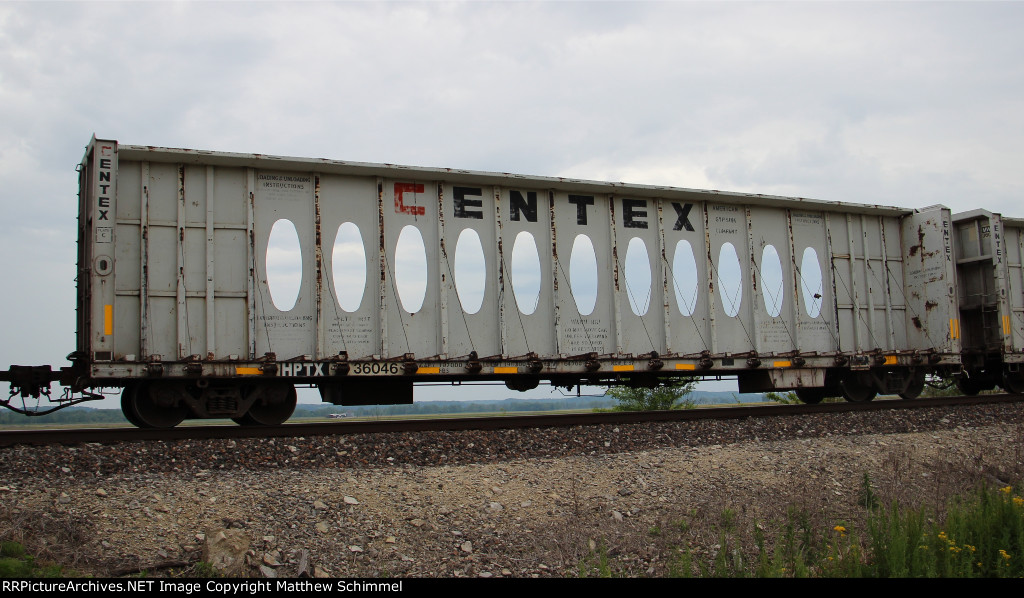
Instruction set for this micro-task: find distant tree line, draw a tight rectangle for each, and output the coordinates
[0,397,618,425]
[0,407,129,426]
[0,391,772,425]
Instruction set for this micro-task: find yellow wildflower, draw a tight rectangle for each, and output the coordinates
[834,525,846,533]
[1000,486,1012,494]
[999,549,1011,561]
[1014,497,1023,507]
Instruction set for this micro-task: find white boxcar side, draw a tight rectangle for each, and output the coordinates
[71,137,965,425]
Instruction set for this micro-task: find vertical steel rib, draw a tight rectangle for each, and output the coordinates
[176,164,187,359]
[861,215,877,350]
[746,206,761,355]
[494,186,508,357]
[140,162,150,358]
[610,197,623,355]
[657,200,671,355]
[846,214,861,352]
[437,183,449,358]
[879,215,895,351]
[206,165,216,359]
[246,168,256,359]
[786,210,800,352]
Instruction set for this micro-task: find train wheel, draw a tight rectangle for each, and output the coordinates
[130,383,188,428]
[956,376,981,396]
[840,378,876,403]
[120,385,147,428]
[795,388,826,404]
[235,385,296,426]
[899,373,925,400]
[1002,371,1024,395]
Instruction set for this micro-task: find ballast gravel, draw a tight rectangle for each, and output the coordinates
[1,401,1022,577]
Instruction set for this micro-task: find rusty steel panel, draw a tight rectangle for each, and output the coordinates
[76,138,965,390]
[901,206,960,355]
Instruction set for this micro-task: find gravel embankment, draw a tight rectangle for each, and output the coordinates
[1,402,1022,577]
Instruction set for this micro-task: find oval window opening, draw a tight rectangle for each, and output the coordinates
[624,237,651,316]
[800,247,823,318]
[394,225,428,313]
[672,240,699,316]
[510,231,541,315]
[332,222,366,312]
[454,228,486,314]
[569,234,598,316]
[760,245,784,318]
[717,242,742,318]
[266,218,302,312]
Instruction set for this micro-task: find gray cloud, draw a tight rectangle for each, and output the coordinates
[2,1,1022,406]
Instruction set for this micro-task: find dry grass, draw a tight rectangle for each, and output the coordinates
[0,510,96,573]
[541,424,1024,577]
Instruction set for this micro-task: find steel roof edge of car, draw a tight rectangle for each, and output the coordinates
[114,140,915,216]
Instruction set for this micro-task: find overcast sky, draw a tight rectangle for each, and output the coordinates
[2,1,1023,410]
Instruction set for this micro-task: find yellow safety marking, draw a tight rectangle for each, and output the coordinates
[773,360,792,368]
[104,304,113,335]
[612,365,635,372]
[417,366,440,374]
[1005,315,1012,336]
[675,364,697,370]
[493,366,518,374]
[884,356,898,365]
[950,319,960,340]
[235,367,262,375]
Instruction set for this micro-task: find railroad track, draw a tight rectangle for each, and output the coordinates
[1,393,1021,447]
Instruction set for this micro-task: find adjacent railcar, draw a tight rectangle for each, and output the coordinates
[951,210,1024,393]
[5,137,1006,427]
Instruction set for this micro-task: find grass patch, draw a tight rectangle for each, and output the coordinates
[0,541,65,578]
[663,483,1024,577]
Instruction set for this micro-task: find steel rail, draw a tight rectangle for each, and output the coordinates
[1,394,1021,447]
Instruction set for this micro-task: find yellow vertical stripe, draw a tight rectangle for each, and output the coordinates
[1005,315,1011,336]
[104,304,113,335]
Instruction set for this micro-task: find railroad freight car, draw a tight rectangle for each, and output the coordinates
[2,137,1004,427]
[951,210,1024,394]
